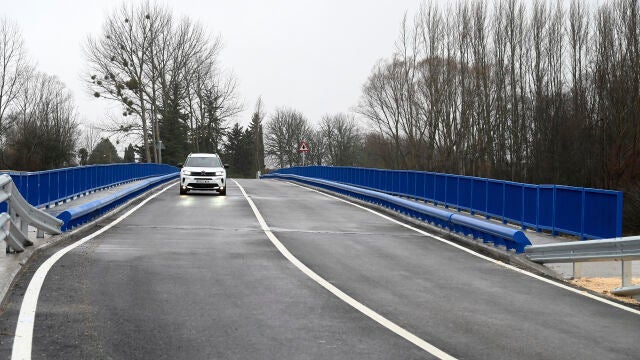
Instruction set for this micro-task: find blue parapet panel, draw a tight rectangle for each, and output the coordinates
[445,175,457,209]
[265,165,624,240]
[391,170,400,194]
[583,189,622,239]
[504,182,523,226]
[64,168,74,200]
[414,171,425,199]
[537,186,555,232]
[486,180,504,219]
[25,174,40,206]
[523,185,538,229]
[424,172,435,200]
[471,178,487,215]
[47,170,59,205]
[406,171,416,196]
[434,174,446,205]
[458,177,473,212]
[555,186,583,238]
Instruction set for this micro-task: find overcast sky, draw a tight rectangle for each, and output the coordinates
[3,0,424,132]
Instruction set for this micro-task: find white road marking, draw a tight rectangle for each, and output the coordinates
[233,180,457,359]
[285,180,640,316]
[11,183,176,360]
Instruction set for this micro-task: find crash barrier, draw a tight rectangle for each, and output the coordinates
[57,173,178,231]
[0,174,63,253]
[525,236,640,298]
[268,166,623,240]
[262,173,531,253]
[0,163,177,212]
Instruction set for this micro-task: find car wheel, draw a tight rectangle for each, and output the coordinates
[219,188,226,196]
[180,187,188,195]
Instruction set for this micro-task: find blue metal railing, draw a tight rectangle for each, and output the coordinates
[1,163,178,210]
[268,166,623,240]
[263,173,531,252]
[56,173,178,231]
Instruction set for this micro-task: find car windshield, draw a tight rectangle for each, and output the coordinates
[185,156,222,168]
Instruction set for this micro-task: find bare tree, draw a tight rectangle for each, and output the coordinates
[319,113,362,166]
[356,59,407,169]
[85,2,239,163]
[85,3,158,161]
[469,0,493,177]
[5,72,78,170]
[78,123,102,156]
[0,18,32,142]
[264,108,311,168]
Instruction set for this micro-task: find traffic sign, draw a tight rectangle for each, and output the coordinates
[298,141,310,153]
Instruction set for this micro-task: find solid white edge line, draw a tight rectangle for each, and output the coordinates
[11,182,177,360]
[233,179,456,360]
[284,180,640,316]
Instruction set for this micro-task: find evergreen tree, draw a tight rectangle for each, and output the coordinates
[88,138,121,164]
[224,123,254,177]
[197,90,227,154]
[78,148,89,165]
[158,82,189,165]
[133,144,148,163]
[123,144,136,162]
[247,98,265,175]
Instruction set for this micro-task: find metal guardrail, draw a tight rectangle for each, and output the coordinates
[525,236,640,298]
[56,173,178,231]
[0,174,63,253]
[262,173,531,253]
[0,163,177,211]
[270,166,623,240]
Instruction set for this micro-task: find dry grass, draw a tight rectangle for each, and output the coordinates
[570,277,640,305]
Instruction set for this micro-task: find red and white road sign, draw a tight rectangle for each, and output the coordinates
[298,141,310,153]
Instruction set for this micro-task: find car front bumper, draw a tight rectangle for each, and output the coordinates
[181,175,225,191]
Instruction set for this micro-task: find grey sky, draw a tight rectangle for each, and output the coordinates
[3,0,422,129]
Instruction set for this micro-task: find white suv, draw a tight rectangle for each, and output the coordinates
[178,153,228,195]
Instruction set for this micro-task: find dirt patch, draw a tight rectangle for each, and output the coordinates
[570,277,640,305]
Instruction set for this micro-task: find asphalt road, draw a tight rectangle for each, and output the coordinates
[1,179,639,359]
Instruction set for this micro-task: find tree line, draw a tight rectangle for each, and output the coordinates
[262,0,640,232]
[85,2,242,166]
[1,0,639,230]
[352,0,640,188]
[0,19,78,170]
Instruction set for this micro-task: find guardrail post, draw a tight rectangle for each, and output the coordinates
[502,181,506,224]
[536,186,540,232]
[580,189,586,240]
[572,262,583,279]
[19,214,27,234]
[552,185,557,236]
[622,260,632,287]
[616,192,623,237]
[485,180,490,220]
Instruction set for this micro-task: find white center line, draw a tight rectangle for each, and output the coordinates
[233,179,457,359]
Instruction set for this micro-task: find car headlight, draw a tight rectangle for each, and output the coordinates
[182,170,192,176]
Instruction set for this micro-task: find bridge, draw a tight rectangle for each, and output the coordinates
[0,165,638,359]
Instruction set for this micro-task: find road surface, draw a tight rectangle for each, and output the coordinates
[0,179,638,359]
